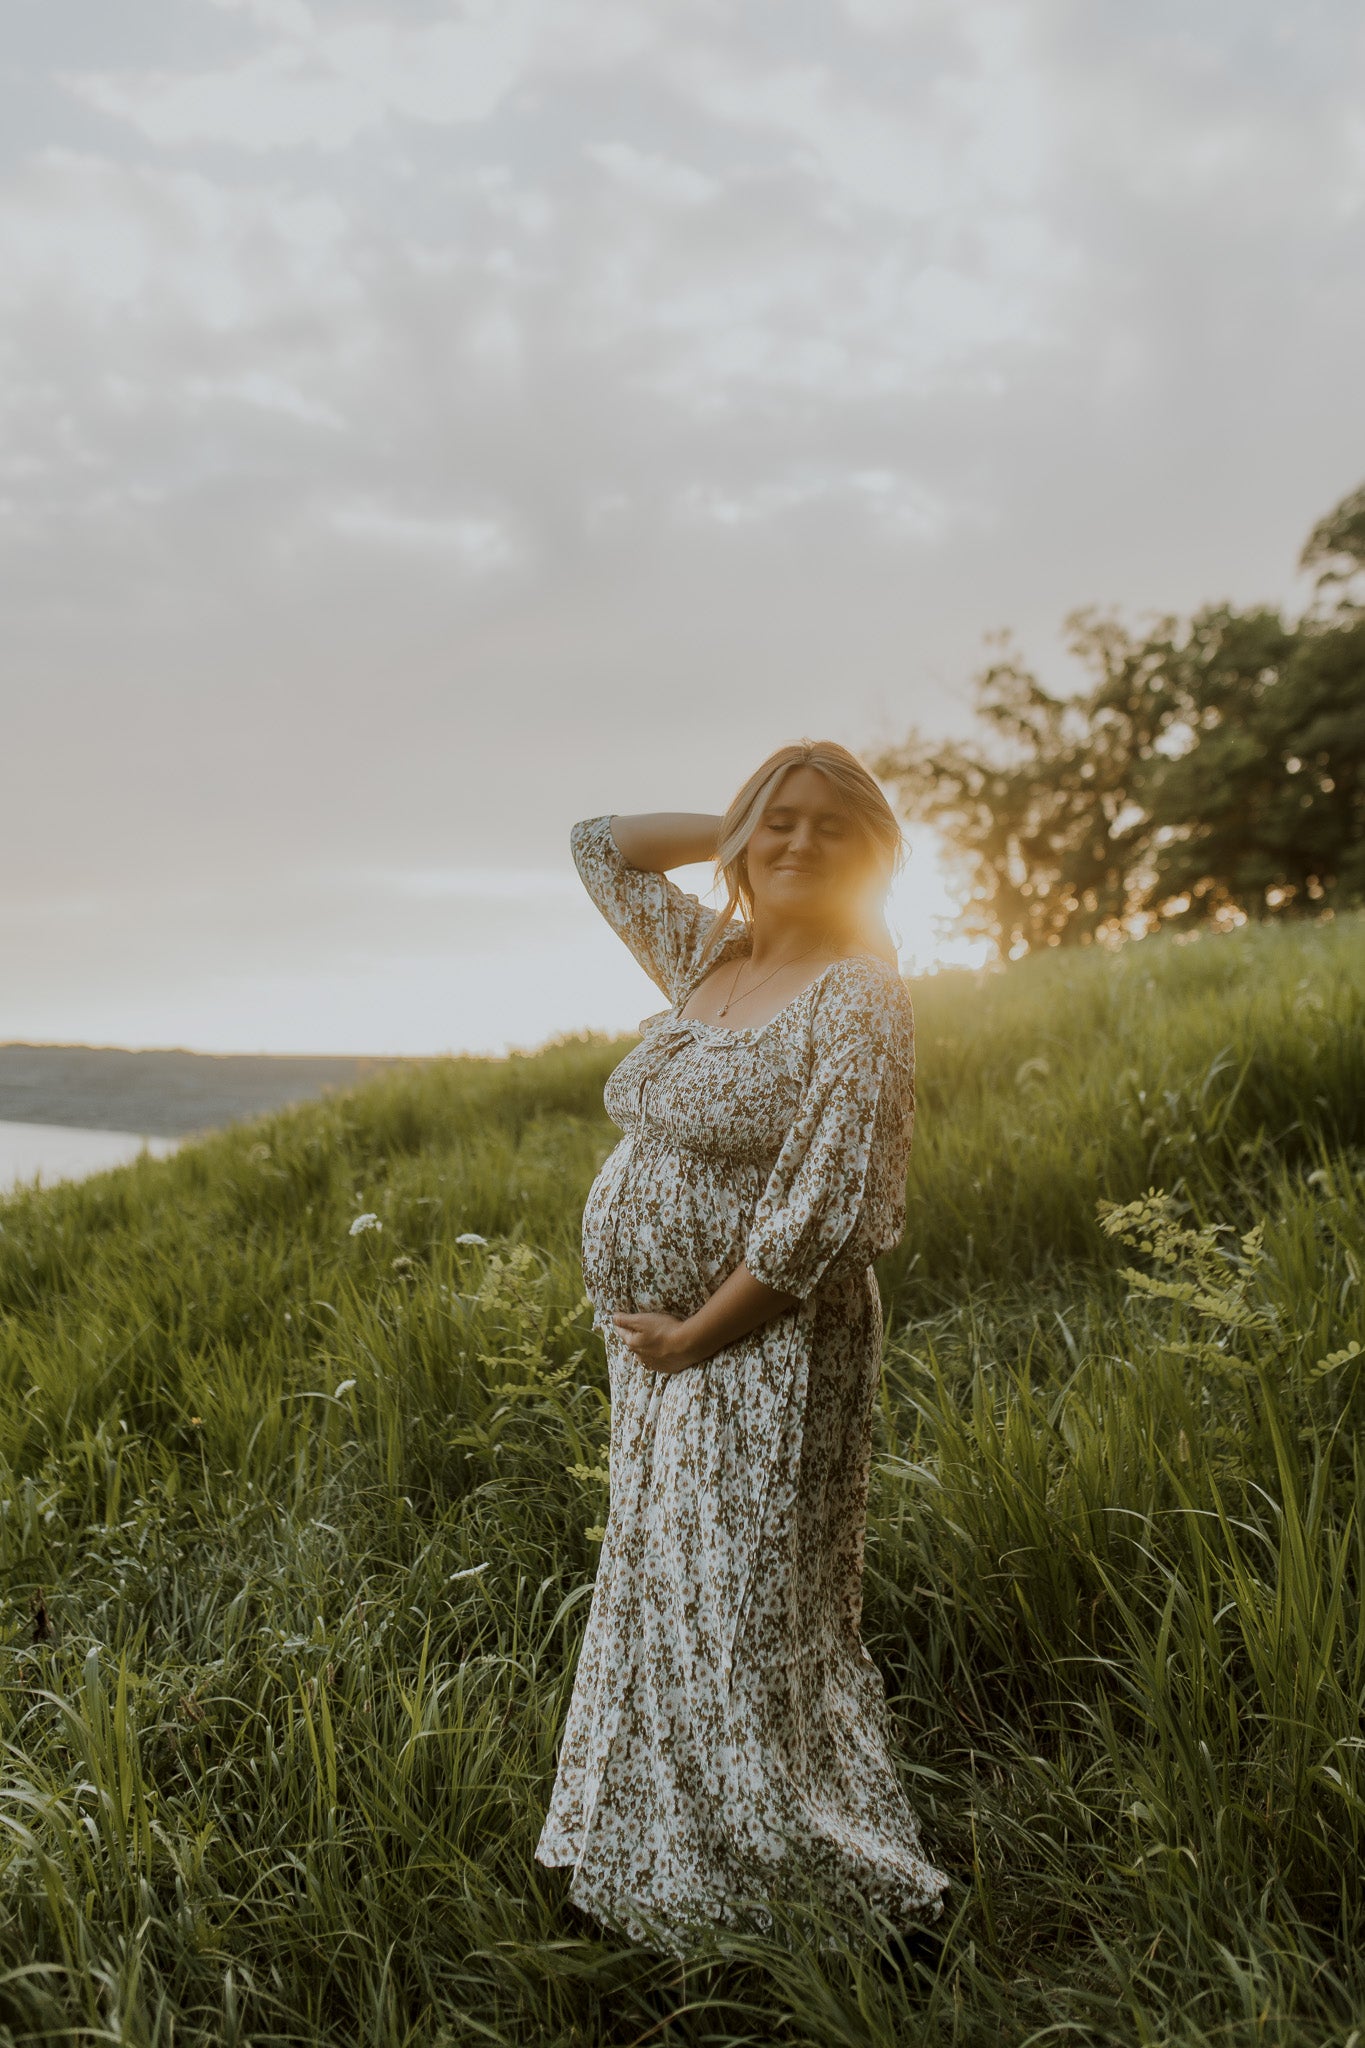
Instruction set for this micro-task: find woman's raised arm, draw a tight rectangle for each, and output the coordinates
[608,813,722,872]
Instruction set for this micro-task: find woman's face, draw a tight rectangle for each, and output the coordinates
[743,766,871,935]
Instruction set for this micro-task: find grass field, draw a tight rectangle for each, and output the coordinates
[1,917,1363,2046]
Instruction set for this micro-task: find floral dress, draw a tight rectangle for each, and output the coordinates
[535,815,950,1950]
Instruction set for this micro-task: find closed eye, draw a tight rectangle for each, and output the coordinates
[763,810,849,835]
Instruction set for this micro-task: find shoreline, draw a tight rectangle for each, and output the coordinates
[0,1118,180,1196]
[0,1043,413,1140]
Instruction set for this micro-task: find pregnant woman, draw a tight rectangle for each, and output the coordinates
[535,739,950,1954]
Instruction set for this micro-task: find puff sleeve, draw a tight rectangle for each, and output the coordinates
[571,814,736,1003]
[743,957,915,1301]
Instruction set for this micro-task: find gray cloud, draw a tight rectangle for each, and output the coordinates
[2,0,1363,1049]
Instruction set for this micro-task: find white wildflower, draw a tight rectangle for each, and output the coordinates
[349,1212,382,1236]
[455,1231,487,1246]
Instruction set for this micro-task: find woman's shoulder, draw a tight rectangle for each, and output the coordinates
[822,950,911,1000]
[803,955,914,1077]
[811,951,913,1044]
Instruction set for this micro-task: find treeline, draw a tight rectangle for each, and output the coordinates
[875,482,1365,960]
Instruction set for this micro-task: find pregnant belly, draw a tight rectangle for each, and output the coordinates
[581,1135,763,1320]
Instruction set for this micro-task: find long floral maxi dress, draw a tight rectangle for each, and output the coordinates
[535,815,950,1950]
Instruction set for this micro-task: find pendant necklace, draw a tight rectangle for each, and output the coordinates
[717,941,822,1019]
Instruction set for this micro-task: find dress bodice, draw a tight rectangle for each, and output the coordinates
[570,813,917,1299]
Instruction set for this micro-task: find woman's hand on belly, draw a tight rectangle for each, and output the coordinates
[613,1262,800,1376]
[612,1311,704,1375]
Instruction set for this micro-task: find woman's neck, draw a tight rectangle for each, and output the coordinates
[744,916,851,972]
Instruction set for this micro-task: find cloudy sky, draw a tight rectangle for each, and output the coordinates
[4,0,1363,1055]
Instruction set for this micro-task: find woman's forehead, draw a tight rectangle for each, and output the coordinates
[763,766,849,818]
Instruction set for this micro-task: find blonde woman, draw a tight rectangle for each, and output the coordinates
[536,740,950,1957]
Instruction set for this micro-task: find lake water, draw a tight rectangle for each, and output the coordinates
[0,1120,179,1195]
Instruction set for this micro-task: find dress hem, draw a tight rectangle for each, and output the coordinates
[537,1857,950,1957]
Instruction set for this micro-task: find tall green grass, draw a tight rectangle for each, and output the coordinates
[0,918,1362,2045]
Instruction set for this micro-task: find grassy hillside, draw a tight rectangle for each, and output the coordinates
[0,918,1362,2046]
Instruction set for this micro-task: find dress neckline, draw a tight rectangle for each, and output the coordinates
[673,952,884,1042]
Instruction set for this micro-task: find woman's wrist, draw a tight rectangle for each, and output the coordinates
[668,1317,712,1370]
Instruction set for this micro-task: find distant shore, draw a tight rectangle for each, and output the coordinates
[0,1044,414,1139]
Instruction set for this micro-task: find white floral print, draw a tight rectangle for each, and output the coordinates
[535,815,950,1950]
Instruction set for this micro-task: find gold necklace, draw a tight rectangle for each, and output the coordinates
[717,941,822,1018]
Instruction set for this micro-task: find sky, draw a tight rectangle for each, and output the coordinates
[3,0,1364,1056]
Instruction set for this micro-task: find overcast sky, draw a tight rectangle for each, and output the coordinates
[3,0,1363,1055]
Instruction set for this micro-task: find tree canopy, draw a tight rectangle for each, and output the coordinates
[874,483,1365,960]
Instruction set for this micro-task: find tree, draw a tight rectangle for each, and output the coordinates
[1301,482,1365,609]
[874,625,1159,957]
[1143,607,1365,923]
[875,483,1365,960]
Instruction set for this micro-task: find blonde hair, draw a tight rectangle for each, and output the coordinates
[700,740,904,969]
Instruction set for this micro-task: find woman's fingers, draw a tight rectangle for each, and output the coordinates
[614,1316,668,1369]
[611,1310,693,1373]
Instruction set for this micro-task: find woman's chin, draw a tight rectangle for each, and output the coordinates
[758,878,836,921]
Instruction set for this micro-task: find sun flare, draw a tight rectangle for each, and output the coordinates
[672,820,988,987]
[885,825,992,977]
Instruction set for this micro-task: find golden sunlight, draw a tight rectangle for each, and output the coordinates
[886,825,992,977]
[675,820,988,986]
